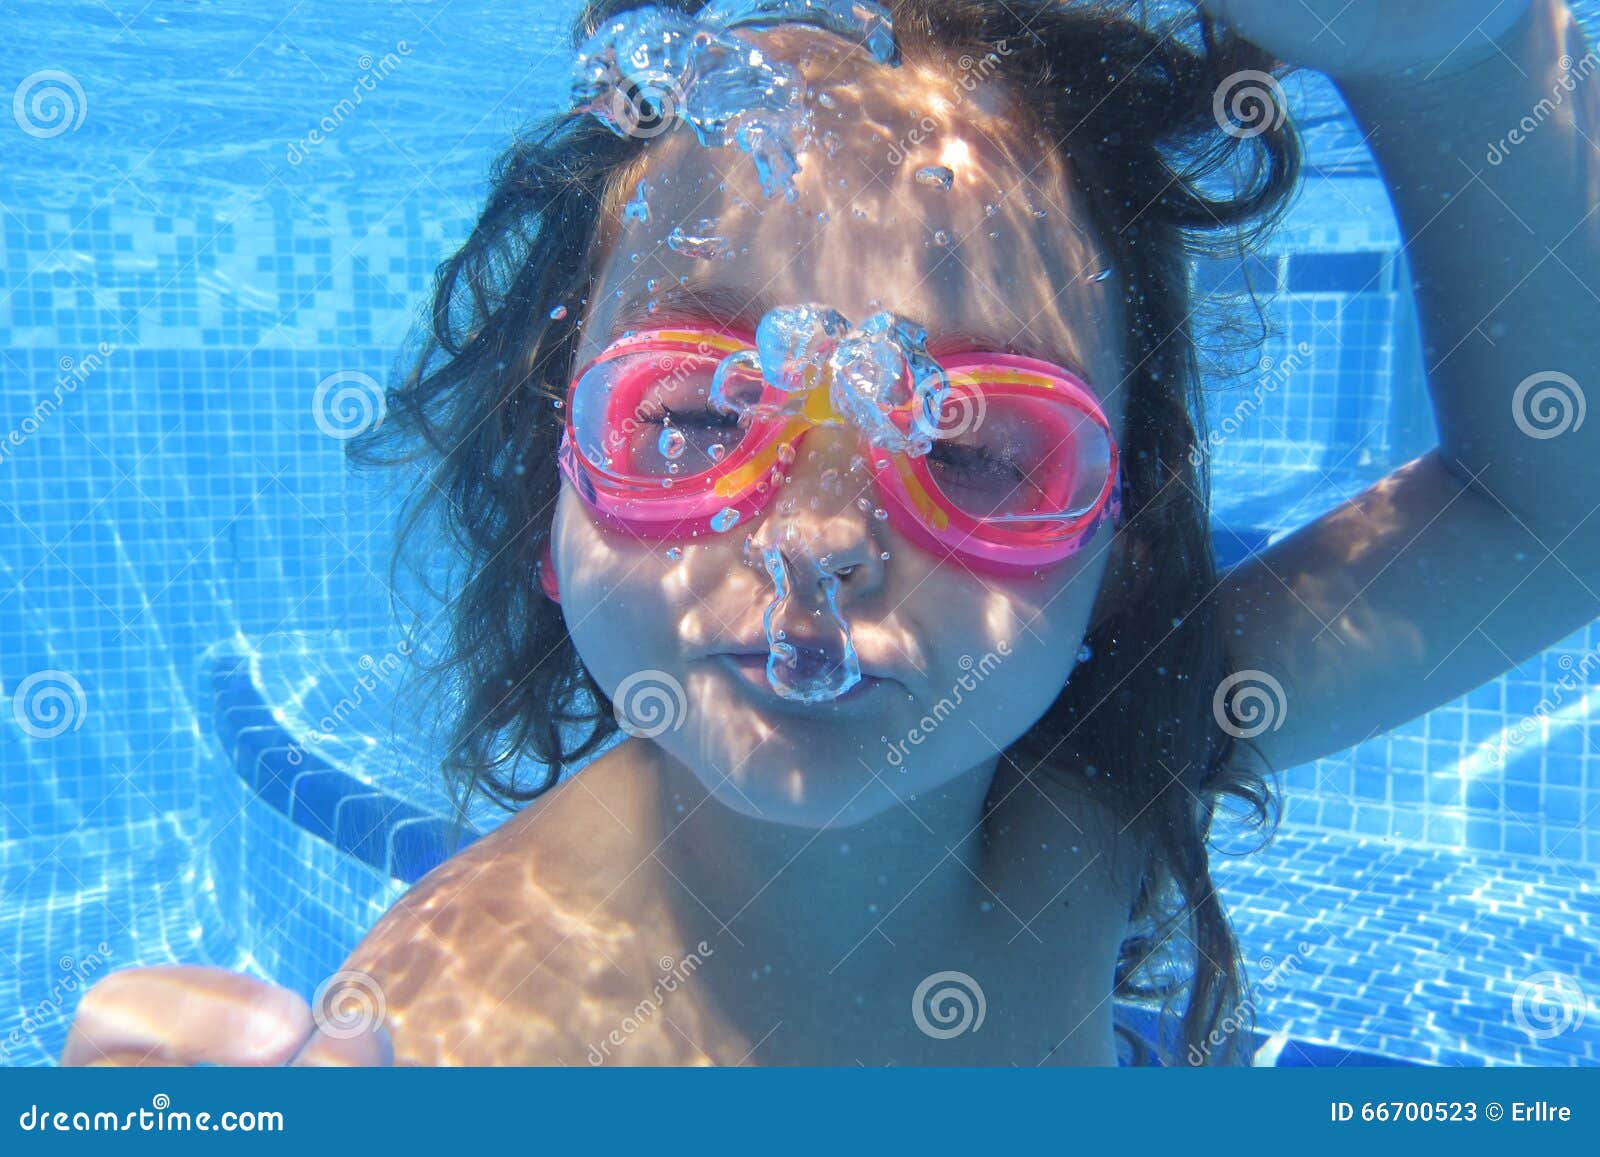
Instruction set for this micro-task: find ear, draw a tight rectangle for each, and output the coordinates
[538,539,561,604]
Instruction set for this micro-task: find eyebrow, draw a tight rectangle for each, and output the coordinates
[606,284,1097,385]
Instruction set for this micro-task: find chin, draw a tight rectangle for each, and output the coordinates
[664,724,921,831]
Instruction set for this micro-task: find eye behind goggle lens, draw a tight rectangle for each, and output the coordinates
[573,348,762,481]
[923,389,1112,526]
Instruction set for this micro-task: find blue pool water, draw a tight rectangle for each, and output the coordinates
[1,1,1598,1066]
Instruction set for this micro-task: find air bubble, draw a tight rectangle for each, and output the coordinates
[623,181,650,224]
[667,223,731,260]
[658,427,687,460]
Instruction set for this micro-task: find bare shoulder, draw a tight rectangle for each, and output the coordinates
[338,741,712,1065]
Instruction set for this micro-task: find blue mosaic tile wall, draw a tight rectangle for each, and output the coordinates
[1193,181,1600,866]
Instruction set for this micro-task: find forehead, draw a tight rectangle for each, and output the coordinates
[578,30,1125,412]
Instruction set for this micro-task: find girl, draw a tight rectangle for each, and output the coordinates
[66,0,1599,1065]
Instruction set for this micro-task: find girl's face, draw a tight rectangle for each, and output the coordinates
[553,34,1128,828]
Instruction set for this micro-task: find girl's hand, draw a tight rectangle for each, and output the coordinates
[1203,0,1534,78]
[61,965,392,1066]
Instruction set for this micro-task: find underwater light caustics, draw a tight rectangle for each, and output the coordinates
[570,0,899,199]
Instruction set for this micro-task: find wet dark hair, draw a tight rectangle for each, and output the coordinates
[351,0,1300,1065]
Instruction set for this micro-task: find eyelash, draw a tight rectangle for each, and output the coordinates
[639,402,1028,484]
[928,442,1025,484]
[637,404,743,431]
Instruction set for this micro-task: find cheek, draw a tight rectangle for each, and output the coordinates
[911,542,1109,755]
[552,486,687,696]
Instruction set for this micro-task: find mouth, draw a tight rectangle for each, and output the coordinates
[712,651,896,716]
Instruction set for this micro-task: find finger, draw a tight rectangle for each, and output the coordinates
[289,1022,395,1067]
[63,965,314,1067]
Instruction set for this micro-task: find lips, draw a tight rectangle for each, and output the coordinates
[715,651,889,712]
[713,639,899,687]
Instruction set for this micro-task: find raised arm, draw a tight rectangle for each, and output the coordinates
[1213,0,1600,770]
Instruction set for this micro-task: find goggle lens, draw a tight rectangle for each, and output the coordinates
[919,386,1113,524]
[573,345,762,481]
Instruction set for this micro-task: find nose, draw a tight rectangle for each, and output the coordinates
[743,425,887,600]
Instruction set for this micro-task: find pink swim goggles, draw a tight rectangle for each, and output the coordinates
[557,328,1123,577]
